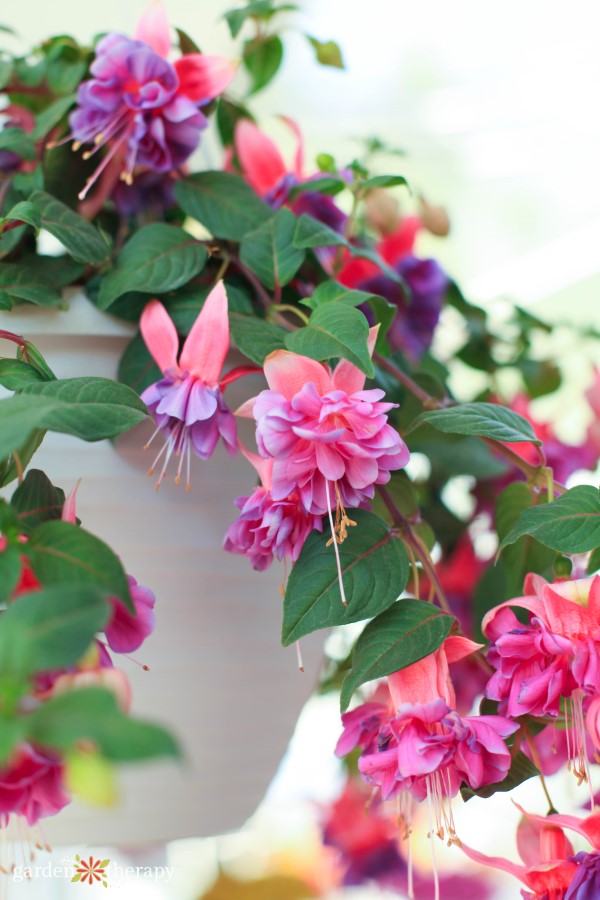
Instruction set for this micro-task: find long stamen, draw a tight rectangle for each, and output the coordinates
[78,128,132,200]
[295,640,304,672]
[325,480,348,606]
[426,777,440,900]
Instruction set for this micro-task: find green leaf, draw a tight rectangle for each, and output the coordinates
[0,546,22,603]
[293,214,346,249]
[10,469,66,533]
[410,402,541,444]
[0,359,46,391]
[229,312,287,364]
[175,171,271,241]
[499,485,600,556]
[0,128,36,160]
[240,208,305,289]
[26,520,133,609]
[306,35,344,68]
[117,333,162,394]
[289,175,347,196]
[0,585,110,679]
[175,27,201,55]
[28,687,180,761]
[0,57,13,90]
[285,303,374,377]
[362,174,409,190]
[2,200,41,233]
[0,378,147,459]
[0,263,62,308]
[282,509,409,645]
[19,252,85,288]
[33,93,77,139]
[461,751,539,801]
[216,98,254,146]
[29,191,111,264]
[301,279,396,352]
[97,224,207,309]
[243,35,283,94]
[0,718,27,766]
[340,599,454,711]
[588,546,600,575]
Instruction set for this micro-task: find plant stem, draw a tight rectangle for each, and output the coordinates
[374,353,439,407]
[524,725,556,813]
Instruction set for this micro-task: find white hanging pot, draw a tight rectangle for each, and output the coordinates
[0,293,324,845]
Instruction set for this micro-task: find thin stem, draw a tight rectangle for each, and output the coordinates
[275,304,309,325]
[11,452,24,485]
[524,725,556,813]
[374,353,439,407]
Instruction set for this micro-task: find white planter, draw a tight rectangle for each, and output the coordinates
[0,293,324,845]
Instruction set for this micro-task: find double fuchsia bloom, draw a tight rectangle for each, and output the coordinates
[0,745,69,828]
[141,282,252,489]
[337,638,517,847]
[67,0,236,199]
[223,449,322,571]
[484,573,600,786]
[244,338,409,517]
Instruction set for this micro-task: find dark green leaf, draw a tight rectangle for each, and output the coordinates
[293,214,346,249]
[410,402,541,444]
[175,27,201,55]
[362,174,409,190]
[27,687,180,761]
[285,303,374,377]
[229,312,287,364]
[97,224,206,309]
[175,171,271,241]
[29,191,111,264]
[588,546,600,575]
[26,520,133,609]
[0,263,63,308]
[2,200,41,233]
[282,509,409,645]
[216,98,254,146]
[33,94,77,139]
[0,57,13,90]
[240,208,305,289]
[243,35,283,94]
[10,469,66,533]
[117,332,161,394]
[0,585,110,678]
[461,751,539,801]
[301,279,396,351]
[0,128,36,160]
[499,486,600,555]
[306,35,344,68]
[340,599,454,711]
[0,359,46,391]
[0,546,22,603]
[494,483,554,596]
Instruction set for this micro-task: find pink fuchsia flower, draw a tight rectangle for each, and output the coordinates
[65,0,236,199]
[105,576,156,653]
[242,338,409,518]
[141,282,254,488]
[461,807,581,900]
[0,745,69,827]
[335,683,394,757]
[223,448,322,571]
[484,573,600,786]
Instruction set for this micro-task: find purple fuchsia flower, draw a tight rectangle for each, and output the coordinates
[223,448,322,571]
[141,282,256,488]
[484,573,600,787]
[0,745,69,827]
[64,0,236,199]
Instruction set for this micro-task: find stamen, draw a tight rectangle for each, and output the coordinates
[426,778,440,900]
[78,128,132,201]
[295,640,304,672]
[325,480,348,606]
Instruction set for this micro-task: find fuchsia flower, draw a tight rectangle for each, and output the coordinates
[241,335,409,518]
[105,575,156,654]
[337,637,517,847]
[0,745,69,827]
[141,282,254,488]
[223,448,322,570]
[462,806,600,899]
[484,573,600,785]
[66,0,236,198]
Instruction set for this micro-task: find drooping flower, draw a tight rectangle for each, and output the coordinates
[0,745,69,827]
[339,215,448,362]
[484,573,600,786]
[65,0,236,199]
[567,851,600,899]
[105,575,156,653]
[460,807,582,900]
[141,282,253,488]
[242,337,409,518]
[223,449,322,570]
[337,637,517,847]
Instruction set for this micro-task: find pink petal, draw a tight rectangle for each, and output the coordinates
[388,648,451,711]
[331,326,379,395]
[180,282,229,383]
[135,0,171,58]
[482,594,549,637]
[235,397,257,418]
[174,54,237,104]
[239,444,273,490]
[443,635,483,664]
[61,480,80,524]
[513,803,600,849]
[140,299,179,374]
[234,119,288,196]
[459,842,528,884]
[263,350,332,400]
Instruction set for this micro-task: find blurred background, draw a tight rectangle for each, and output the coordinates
[2,1,600,897]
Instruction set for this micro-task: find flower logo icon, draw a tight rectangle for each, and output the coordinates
[71,855,110,887]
